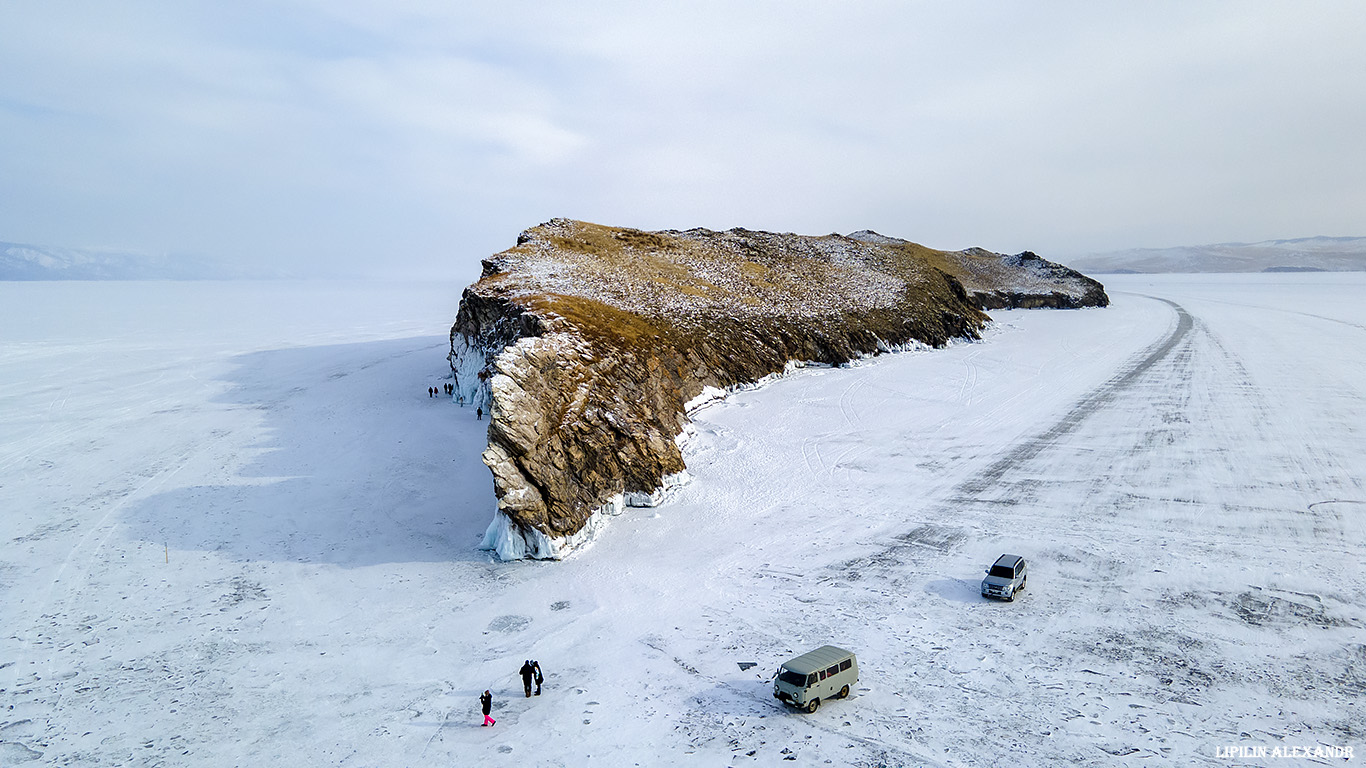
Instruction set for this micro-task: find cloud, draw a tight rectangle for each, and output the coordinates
[2,1,1364,277]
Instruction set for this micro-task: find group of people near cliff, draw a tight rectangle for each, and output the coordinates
[427,382,482,419]
[480,659,543,727]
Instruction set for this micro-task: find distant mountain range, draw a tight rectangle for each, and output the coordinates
[1066,236,1366,274]
[1,241,266,280]
[10,234,1365,280]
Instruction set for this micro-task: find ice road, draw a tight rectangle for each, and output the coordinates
[0,274,1362,766]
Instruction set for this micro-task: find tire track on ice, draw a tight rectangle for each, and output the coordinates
[1178,294,1366,333]
[838,375,867,429]
[813,291,1365,761]
[958,296,1191,498]
[825,295,1190,579]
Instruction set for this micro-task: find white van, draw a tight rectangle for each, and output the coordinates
[772,645,859,713]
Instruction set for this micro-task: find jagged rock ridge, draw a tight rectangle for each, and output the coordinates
[450,219,1108,559]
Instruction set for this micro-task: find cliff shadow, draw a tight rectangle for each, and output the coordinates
[121,334,498,566]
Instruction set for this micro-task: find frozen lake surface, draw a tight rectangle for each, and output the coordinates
[1,274,1362,766]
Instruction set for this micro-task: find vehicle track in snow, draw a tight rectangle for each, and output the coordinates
[956,296,1192,498]
[814,289,1365,762]
[1178,293,1366,334]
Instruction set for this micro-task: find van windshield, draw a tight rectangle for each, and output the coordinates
[777,669,807,687]
[989,565,1015,578]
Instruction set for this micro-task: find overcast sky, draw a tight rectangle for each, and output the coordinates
[3,1,1364,279]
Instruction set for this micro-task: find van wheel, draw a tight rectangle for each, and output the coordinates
[838,685,850,699]
[805,698,820,713]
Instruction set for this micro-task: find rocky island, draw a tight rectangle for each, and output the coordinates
[450,219,1108,559]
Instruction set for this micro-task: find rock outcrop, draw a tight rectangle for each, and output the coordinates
[450,219,1108,559]
[927,244,1110,310]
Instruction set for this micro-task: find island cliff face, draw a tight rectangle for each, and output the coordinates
[450,219,1108,559]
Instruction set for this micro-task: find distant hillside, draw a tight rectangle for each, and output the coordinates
[1068,236,1366,274]
[1,241,257,280]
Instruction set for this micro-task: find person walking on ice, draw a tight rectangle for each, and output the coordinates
[480,690,495,726]
[476,406,483,420]
[519,660,535,697]
[533,660,543,696]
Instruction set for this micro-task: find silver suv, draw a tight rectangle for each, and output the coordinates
[981,554,1027,601]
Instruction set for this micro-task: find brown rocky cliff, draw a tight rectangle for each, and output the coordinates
[450,219,1108,559]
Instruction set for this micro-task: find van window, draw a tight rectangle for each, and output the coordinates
[839,659,852,672]
[778,669,806,687]
[806,673,818,686]
[818,670,826,680]
[826,665,840,676]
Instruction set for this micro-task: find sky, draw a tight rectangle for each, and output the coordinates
[2,1,1364,279]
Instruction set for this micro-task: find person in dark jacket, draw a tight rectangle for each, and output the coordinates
[532,660,543,695]
[519,660,535,697]
[476,406,483,420]
[480,690,495,726]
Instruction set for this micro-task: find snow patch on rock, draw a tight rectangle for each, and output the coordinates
[623,471,690,508]
[480,494,622,561]
[481,469,692,561]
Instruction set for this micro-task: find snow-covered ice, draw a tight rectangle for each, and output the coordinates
[1,274,1362,766]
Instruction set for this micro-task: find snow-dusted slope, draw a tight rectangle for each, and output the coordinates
[1,274,1361,765]
[453,219,1107,561]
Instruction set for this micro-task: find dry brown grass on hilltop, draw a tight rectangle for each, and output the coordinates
[455,219,1108,553]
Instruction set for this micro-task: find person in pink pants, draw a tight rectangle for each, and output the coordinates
[480,690,495,726]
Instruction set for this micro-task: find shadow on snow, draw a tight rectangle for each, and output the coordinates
[122,335,497,566]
